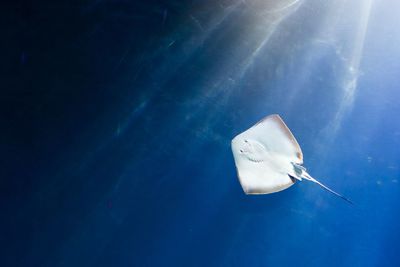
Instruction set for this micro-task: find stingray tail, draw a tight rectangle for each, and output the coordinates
[302,172,353,204]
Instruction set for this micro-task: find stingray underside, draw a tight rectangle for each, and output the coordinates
[232,114,303,194]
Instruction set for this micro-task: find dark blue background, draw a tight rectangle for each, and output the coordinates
[3,0,400,266]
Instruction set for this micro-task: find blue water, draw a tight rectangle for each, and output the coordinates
[4,0,400,266]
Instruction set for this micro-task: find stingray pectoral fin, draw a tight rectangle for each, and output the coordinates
[302,172,353,204]
[233,159,295,195]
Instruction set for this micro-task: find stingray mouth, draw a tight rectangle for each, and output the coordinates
[239,146,265,163]
[245,156,264,163]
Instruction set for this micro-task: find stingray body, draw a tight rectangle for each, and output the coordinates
[231,114,351,203]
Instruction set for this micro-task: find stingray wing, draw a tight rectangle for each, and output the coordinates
[243,114,303,164]
[232,156,295,194]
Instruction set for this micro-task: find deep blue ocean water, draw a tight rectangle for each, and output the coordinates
[3,0,400,266]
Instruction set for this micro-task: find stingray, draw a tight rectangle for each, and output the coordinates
[231,114,351,204]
